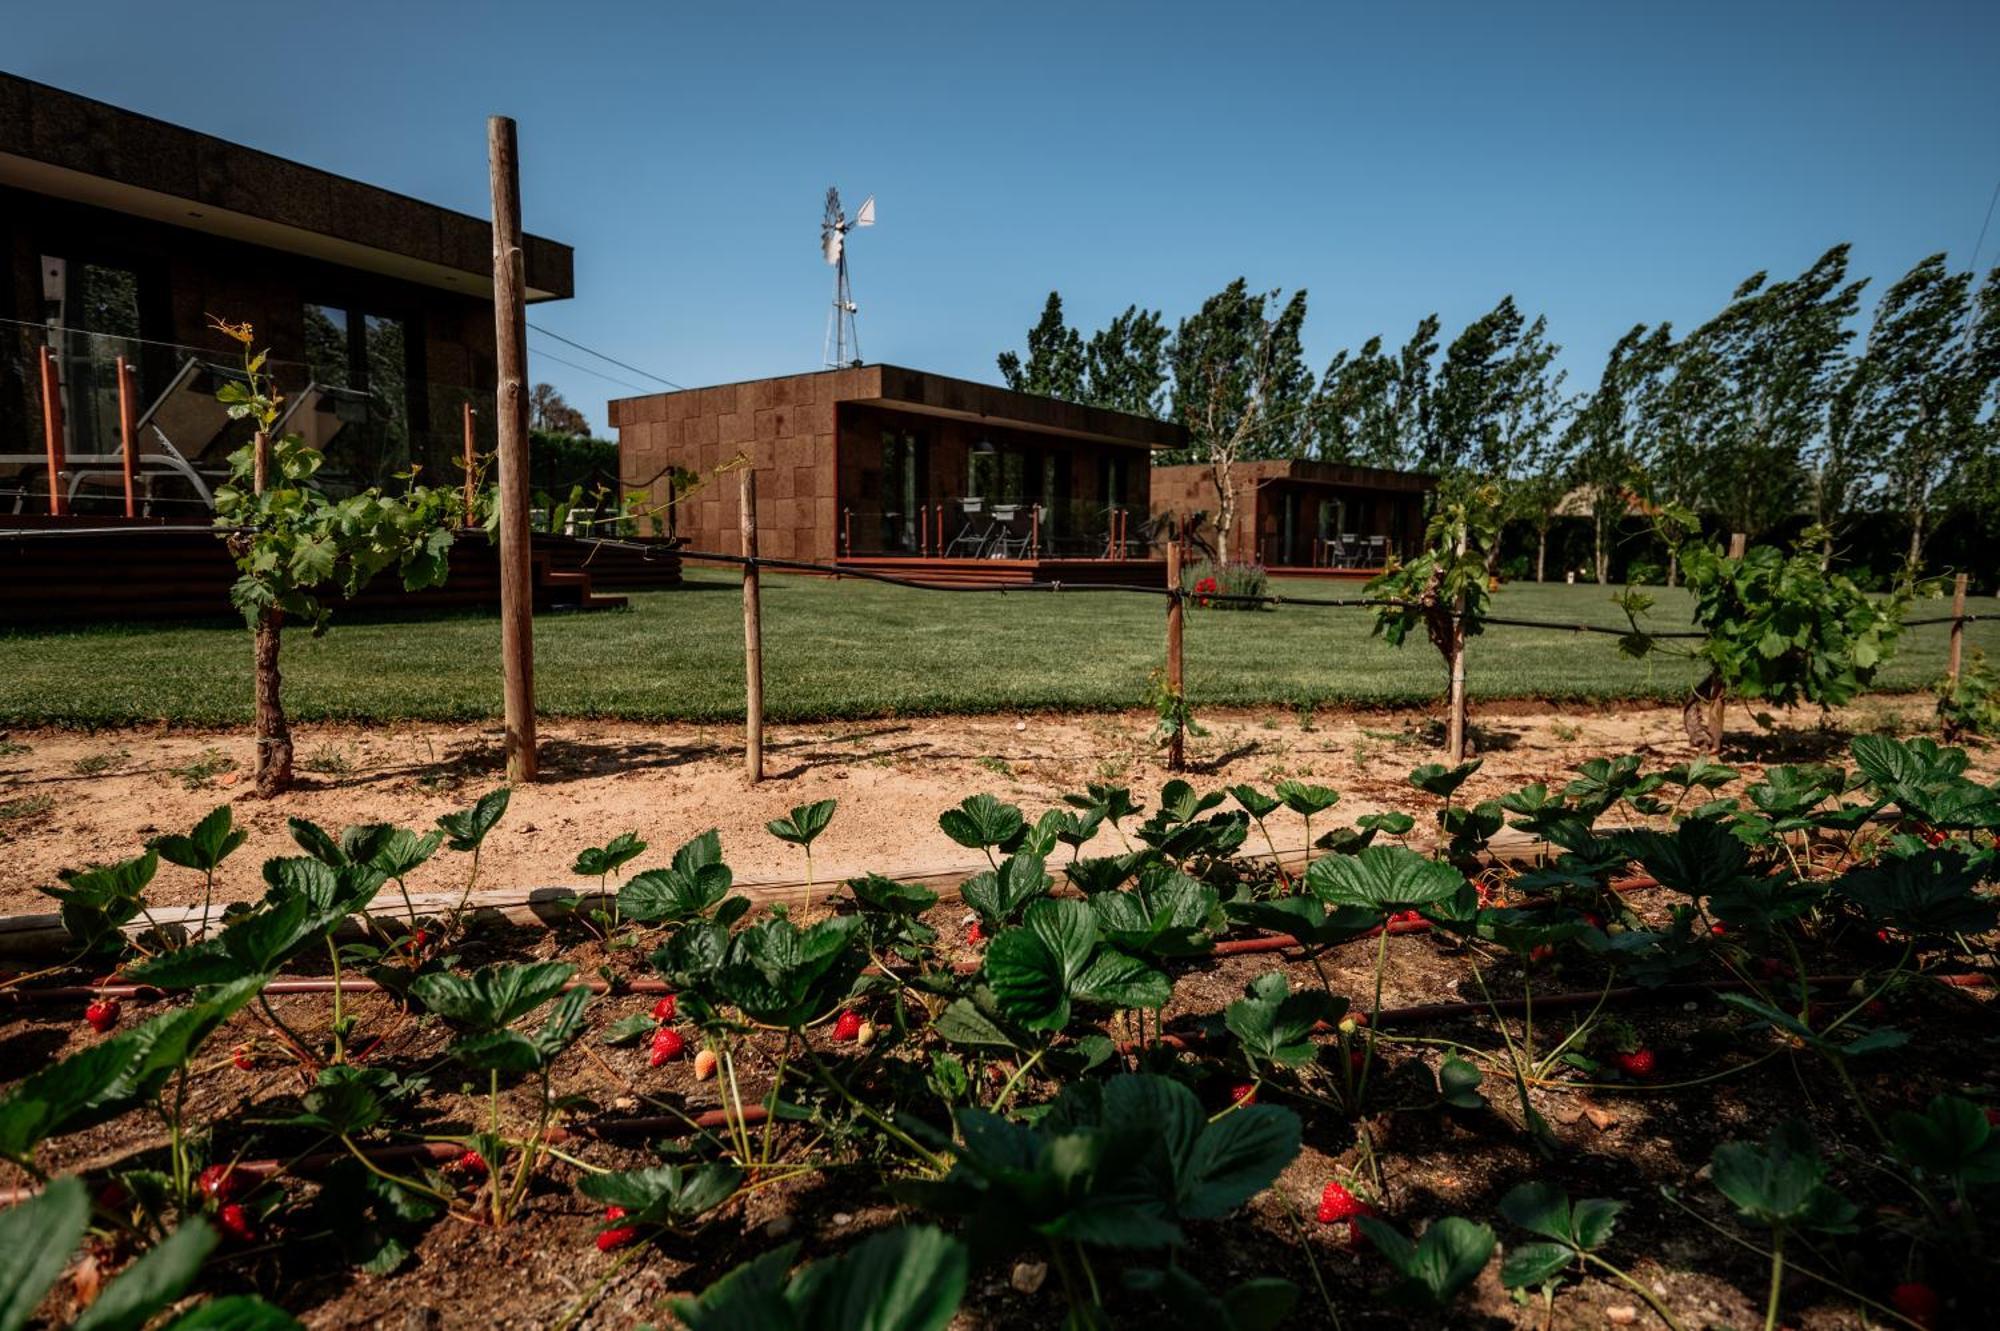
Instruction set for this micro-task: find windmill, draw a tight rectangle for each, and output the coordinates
[820,186,874,368]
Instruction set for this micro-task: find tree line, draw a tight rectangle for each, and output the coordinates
[996,246,2000,582]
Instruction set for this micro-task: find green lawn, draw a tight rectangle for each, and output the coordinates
[0,575,1989,728]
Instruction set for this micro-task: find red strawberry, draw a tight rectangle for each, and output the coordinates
[650,994,677,1022]
[596,1205,638,1252]
[215,1202,258,1244]
[451,1149,488,1176]
[1316,1181,1376,1247]
[1863,1000,1888,1021]
[1583,912,1604,930]
[84,998,121,1033]
[832,1010,864,1042]
[1529,944,1555,965]
[1985,1107,2000,1128]
[231,1044,255,1071]
[649,1027,685,1066]
[967,921,985,946]
[1613,1049,1658,1079]
[1228,1082,1257,1107]
[1754,957,1793,980]
[198,1164,248,1203]
[1891,1282,1939,1328]
[1348,1048,1367,1075]
[1708,922,1728,937]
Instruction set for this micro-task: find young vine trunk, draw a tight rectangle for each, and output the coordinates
[253,607,292,796]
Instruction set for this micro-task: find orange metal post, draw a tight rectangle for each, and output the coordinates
[37,345,69,516]
[1030,504,1041,559]
[116,356,138,518]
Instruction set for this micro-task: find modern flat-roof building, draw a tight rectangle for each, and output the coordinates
[609,365,1188,584]
[1150,459,1434,576]
[0,70,572,512]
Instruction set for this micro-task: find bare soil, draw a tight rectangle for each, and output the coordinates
[0,695,1978,915]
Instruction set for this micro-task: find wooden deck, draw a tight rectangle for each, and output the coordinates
[832,555,1167,589]
[0,520,682,624]
[1264,564,1387,582]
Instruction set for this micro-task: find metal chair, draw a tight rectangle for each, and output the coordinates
[1365,535,1388,567]
[942,497,990,557]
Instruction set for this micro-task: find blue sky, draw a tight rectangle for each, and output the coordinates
[11,1,1998,433]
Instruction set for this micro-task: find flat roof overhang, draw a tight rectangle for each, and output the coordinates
[846,395,1170,451]
[0,152,566,303]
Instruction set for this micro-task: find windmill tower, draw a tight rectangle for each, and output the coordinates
[820,186,874,368]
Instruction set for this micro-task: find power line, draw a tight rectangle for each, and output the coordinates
[526,343,650,395]
[526,322,683,390]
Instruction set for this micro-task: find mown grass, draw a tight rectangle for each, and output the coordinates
[0,574,1989,728]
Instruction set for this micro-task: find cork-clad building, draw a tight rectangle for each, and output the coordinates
[0,70,572,510]
[1150,459,1434,573]
[608,365,1188,576]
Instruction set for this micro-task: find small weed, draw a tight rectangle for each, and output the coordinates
[302,744,356,778]
[1293,701,1317,732]
[977,755,1012,777]
[0,793,54,835]
[71,749,131,776]
[1095,754,1132,782]
[1360,727,1424,748]
[1550,720,1581,742]
[1350,737,1376,768]
[0,739,30,758]
[171,748,237,791]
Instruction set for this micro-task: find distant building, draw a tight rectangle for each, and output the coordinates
[1150,459,1434,574]
[0,71,572,511]
[609,365,1187,583]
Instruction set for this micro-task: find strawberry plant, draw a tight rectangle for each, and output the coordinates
[1499,1182,1684,1331]
[1709,1121,1859,1331]
[767,798,838,916]
[672,1225,967,1331]
[1353,1214,1495,1309]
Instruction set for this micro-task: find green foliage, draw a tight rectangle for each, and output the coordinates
[768,800,838,848]
[1354,1215,1495,1307]
[1225,971,1343,1070]
[1890,1095,2000,1186]
[1620,526,1907,716]
[673,1225,968,1331]
[1368,481,1501,663]
[1710,1121,1858,1234]
[1305,845,1474,919]
[435,787,510,852]
[208,322,463,634]
[960,853,1053,931]
[620,830,742,925]
[152,806,248,875]
[1496,1182,1624,1290]
[577,1162,743,1230]
[983,898,1170,1032]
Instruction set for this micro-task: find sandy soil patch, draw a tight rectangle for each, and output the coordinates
[0,695,1977,915]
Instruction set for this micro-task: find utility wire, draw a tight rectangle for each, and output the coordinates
[525,344,650,395]
[526,322,683,390]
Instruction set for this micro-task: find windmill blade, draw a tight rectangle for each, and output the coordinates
[854,195,875,227]
[823,185,842,226]
[822,227,843,266]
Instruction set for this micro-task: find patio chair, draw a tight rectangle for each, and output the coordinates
[1364,535,1388,566]
[941,497,990,557]
[986,503,1031,558]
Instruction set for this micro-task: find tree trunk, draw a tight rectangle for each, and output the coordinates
[1906,509,1925,571]
[253,607,292,797]
[1666,550,1679,589]
[1683,671,1725,754]
[1593,519,1608,585]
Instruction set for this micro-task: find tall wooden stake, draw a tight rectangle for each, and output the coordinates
[1165,536,1185,772]
[741,468,764,783]
[1727,531,1747,559]
[1445,528,1470,763]
[490,115,537,783]
[117,356,138,518]
[37,345,68,516]
[1948,571,1969,689]
[251,428,293,796]
[461,400,478,525]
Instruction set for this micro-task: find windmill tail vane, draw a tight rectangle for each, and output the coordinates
[820,186,875,369]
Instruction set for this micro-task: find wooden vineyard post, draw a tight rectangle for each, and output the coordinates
[461,400,478,525]
[1949,571,1969,689]
[116,356,138,518]
[37,345,68,516]
[490,115,537,783]
[1445,526,1470,764]
[741,468,765,783]
[1165,535,1186,772]
[1727,531,1747,559]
